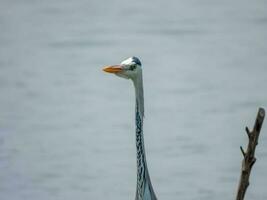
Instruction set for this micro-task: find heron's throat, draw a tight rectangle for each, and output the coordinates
[133,75,144,118]
[133,75,151,200]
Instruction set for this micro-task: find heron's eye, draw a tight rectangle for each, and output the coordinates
[129,65,136,71]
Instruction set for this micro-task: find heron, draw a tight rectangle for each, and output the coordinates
[103,57,157,200]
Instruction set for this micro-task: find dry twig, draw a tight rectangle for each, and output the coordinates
[236,107,265,200]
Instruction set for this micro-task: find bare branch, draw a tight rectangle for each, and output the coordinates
[235,107,265,200]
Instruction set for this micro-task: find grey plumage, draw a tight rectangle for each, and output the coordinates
[103,57,157,200]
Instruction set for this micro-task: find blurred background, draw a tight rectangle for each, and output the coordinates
[0,0,267,199]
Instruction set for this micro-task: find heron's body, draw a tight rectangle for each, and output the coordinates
[103,57,157,200]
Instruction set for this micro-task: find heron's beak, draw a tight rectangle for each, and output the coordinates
[102,65,123,73]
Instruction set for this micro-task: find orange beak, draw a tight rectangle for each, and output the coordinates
[102,65,123,73]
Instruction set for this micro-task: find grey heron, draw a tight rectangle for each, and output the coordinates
[103,57,157,200]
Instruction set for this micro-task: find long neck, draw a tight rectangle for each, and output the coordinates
[133,75,157,200]
[133,74,144,118]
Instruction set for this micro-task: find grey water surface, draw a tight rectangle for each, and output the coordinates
[0,0,267,200]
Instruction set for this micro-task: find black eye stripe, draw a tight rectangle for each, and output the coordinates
[129,65,136,70]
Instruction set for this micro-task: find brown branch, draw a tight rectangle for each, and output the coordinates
[235,107,265,200]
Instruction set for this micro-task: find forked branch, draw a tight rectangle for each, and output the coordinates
[236,107,265,200]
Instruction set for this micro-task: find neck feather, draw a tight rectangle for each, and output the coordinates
[133,74,144,118]
[133,74,152,200]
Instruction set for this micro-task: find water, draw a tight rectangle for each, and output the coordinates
[0,0,267,199]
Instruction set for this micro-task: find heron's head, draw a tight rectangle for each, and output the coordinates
[102,57,142,80]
